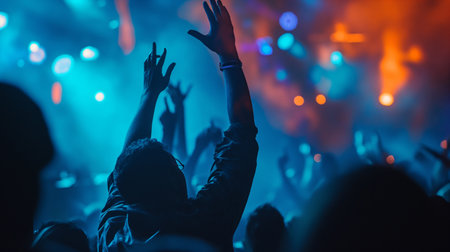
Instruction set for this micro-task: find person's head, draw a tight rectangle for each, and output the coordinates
[295,165,447,252]
[0,82,54,250]
[32,222,90,252]
[245,204,286,252]
[114,138,187,212]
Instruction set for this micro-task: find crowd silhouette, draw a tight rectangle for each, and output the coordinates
[1,1,449,251]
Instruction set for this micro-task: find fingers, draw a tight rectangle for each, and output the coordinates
[218,0,231,22]
[188,30,209,45]
[209,0,221,18]
[164,63,176,80]
[157,48,167,70]
[184,85,193,97]
[164,96,171,111]
[203,1,217,25]
[151,42,157,67]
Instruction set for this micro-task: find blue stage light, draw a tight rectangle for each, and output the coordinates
[278,33,295,50]
[81,46,99,61]
[285,168,296,178]
[109,20,119,30]
[330,51,344,65]
[276,69,288,81]
[95,92,105,102]
[0,12,8,30]
[299,143,311,155]
[29,41,40,52]
[279,12,298,31]
[256,37,273,56]
[52,55,74,75]
[29,48,46,64]
[290,43,306,58]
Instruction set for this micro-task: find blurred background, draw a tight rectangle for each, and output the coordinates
[0,0,449,244]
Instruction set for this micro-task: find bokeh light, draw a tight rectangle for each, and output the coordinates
[316,94,326,105]
[386,155,395,165]
[29,48,46,64]
[441,140,448,149]
[299,143,311,155]
[294,95,304,106]
[279,12,298,31]
[276,69,288,81]
[285,168,296,178]
[95,92,105,102]
[314,153,322,163]
[278,33,295,50]
[51,82,62,104]
[256,37,273,56]
[379,93,394,106]
[330,51,343,65]
[52,54,74,75]
[81,46,99,61]
[29,42,40,52]
[0,12,8,30]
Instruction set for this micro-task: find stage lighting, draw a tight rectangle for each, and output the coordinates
[330,51,343,65]
[278,33,294,50]
[29,42,40,52]
[314,154,322,163]
[441,140,447,149]
[386,155,395,165]
[52,55,74,75]
[279,11,298,31]
[316,94,326,105]
[81,46,99,61]
[95,92,105,102]
[29,48,46,64]
[379,93,394,106]
[276,69,288,81]
[294,95,304,106]
[51,82,62,104]
[109,20,120,29]
[290,43,306,58]
[285,168,296,178]
[0,12,8,30]
[299,143,311,155]
[256,37,273,56]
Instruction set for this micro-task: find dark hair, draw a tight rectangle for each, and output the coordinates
[114,138,187,211]
[295,165,449,252]
[32,222,90,252]
[245,204,286,252]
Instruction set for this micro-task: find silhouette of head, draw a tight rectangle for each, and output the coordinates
[296,165,447,252]
[245,204,286,252]
[0,82,54,250]
[114,138,187,212]
[32,222,90,252]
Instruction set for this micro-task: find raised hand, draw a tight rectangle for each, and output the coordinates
[168,82,192,106]
[188,0,238,59]
[144,42,176,96]
[160,97,176,130]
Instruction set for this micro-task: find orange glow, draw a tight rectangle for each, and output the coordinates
[379,31,409,98]
[379,93,394,106]
[330,23,365,43]
[316,94,326,105]
[294,95,304,106]
[51,82,62,104]
[115,0,135,55]
[407,46,423,63]
[441,140,448,149]
[314,154,322,163]
[386,155,395,165]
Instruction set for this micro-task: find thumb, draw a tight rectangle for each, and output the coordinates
[188,30,208,45]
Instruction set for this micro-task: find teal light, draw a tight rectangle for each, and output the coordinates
[330,51,344,65]
[278,33,295,50]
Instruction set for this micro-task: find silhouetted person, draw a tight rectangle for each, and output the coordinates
[98,1,258,251]
[244,204,286,252]
[31,222,91,252]
[291,166,450,252]
[0,82,54,251]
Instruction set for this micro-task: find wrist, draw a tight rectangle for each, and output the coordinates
[219,49,239,63]
[141,91,159,102]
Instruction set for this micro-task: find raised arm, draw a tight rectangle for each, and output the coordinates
[168,82,192,161]
[188,0,254,125]
[124,43,176,148]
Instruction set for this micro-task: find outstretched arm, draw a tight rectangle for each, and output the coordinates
[124,43,176,148]
[168,82,192,160]
[188,0,254,125]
